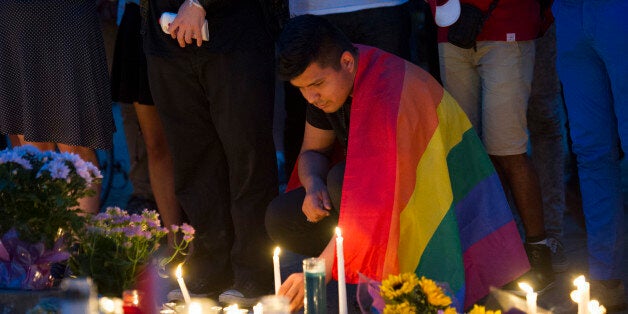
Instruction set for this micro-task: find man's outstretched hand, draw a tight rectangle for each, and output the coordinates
[278,273,305,312]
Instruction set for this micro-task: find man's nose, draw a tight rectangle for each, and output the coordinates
[303,89,320,104]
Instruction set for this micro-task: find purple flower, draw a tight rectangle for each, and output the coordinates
[0,151,32,169]
[170,225,180,233]
[37,159,70,180]
[180,223,195,236]
[129,215,143,224]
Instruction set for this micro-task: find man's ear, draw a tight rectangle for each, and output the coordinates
[340,51,356,72]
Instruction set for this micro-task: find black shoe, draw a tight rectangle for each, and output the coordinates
[591,280,627,312]
[503,243,556,295]
[546,236,569,273]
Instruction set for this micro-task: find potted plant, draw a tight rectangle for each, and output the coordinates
[0,145,100,289]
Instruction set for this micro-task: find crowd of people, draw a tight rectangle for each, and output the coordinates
[0,0,625,311]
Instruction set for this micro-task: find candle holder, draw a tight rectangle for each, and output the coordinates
[303,257,327,314]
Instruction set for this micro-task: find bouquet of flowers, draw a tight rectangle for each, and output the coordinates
[0,145,99,246]
[70,207,195,296]
[0,145,99,289]
[379,273,457,314]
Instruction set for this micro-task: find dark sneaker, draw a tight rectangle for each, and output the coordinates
[591,280,627,312]
[503,243,556,295]
[546,236,569,273]
[219,282,272,308]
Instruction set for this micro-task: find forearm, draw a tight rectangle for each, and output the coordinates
[298,150,330,192]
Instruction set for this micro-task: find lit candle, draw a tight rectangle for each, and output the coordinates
[518,282,537,314]
[573,275,590,314]
[175,263,192,305]
[274,247,281,295]
[253,302,263,314]
[188,301,202,314]
[336,227,347,314]
[587,300,606,314]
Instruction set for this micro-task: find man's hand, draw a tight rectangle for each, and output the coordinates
[278,273,305,312]
[303,179,332,223]
[168,1,206,48]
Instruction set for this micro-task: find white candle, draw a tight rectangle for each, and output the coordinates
[175,263,192,305]
[273,246,281,295]
[574,275,590,314]
[336,227,347,314]
[253,302,263,314]
[188,301,202,314]
[518,282,537,314]
[588,300,606,314]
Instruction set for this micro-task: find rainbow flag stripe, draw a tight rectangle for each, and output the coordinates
[338,46,529,309]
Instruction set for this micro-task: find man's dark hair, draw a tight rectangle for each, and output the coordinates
[277,14,357,81]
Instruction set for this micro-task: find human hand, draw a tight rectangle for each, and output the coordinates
[278,273,305,312]
[303,181,332,223]
[168,1,206,48]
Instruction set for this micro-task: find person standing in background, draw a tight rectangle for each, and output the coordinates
[141,0,278,307]
[436,0,555,293]
[0,0,115,214]
[553,0,627,310]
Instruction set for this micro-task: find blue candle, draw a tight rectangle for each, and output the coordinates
[303,258,326,314]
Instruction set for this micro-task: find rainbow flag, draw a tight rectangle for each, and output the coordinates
[337,46,529,309]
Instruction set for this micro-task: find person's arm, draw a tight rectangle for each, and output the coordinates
[279,237,336,312]
[298,122,336,223]
[168,0,207,47]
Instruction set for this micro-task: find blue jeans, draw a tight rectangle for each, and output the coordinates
[554,0,627,280]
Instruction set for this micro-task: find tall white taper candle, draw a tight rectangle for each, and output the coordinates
[274,247,281,295]
[175,263,192,305]
[336,227,347,314]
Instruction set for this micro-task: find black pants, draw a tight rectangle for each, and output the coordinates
[146,47,277,293]
[282,4,411,175]
[265,162,345,257]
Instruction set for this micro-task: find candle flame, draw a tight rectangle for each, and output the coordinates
[518,282,533,294]
[176,263,183,279]
[570,290,581,303]
[574,275,586,287]
[336,227,342,237]
[274,246,281,256]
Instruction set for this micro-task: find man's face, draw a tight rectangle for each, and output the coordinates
[290,51,356,113]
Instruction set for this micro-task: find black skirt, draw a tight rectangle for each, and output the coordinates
[111,2,154,106]
[0,0,114,150]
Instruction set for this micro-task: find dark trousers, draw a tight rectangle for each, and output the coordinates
[265,162,345,257]
[146,47,278,293]
[282,4,411,175]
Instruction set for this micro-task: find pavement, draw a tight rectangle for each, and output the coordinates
[100,102,628,312]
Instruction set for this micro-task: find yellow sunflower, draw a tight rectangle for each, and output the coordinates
[418,276,452,307]
[468,304,502,314]
[383,301,417,314]
[442,307,458,314]
[380,273,421,300]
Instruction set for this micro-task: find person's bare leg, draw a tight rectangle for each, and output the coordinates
[490,153,545,238]
[134,103,182,234]
[15,135,56,151]
[57,143,101,215]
